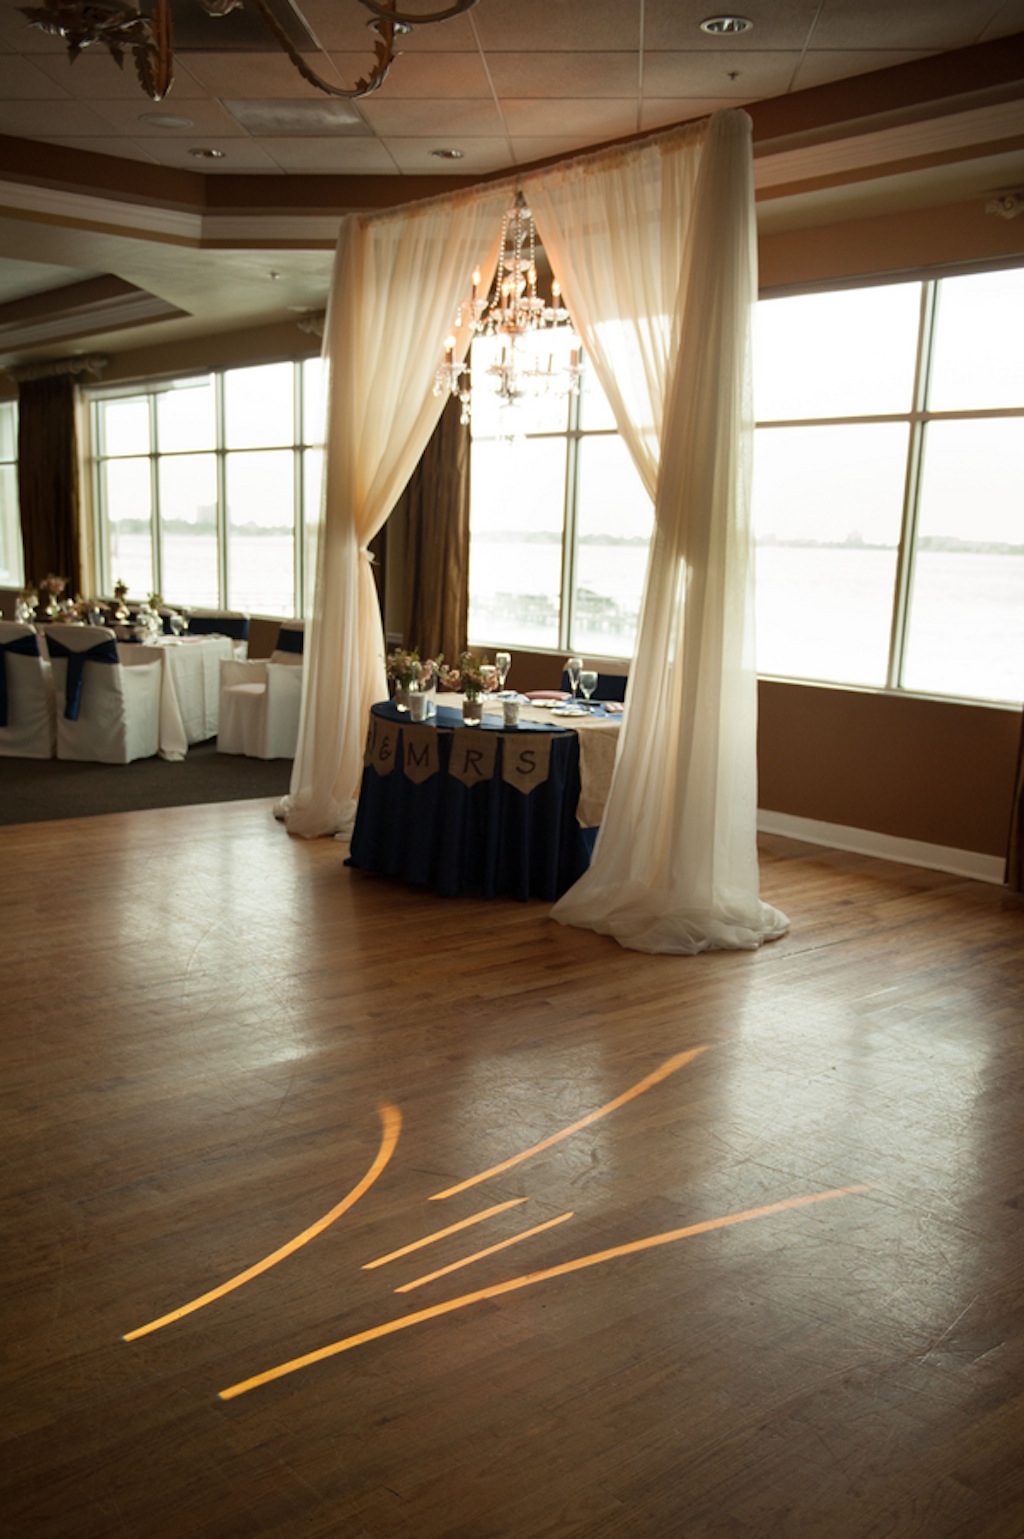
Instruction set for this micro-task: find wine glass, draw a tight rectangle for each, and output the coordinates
[579,669,598,703]
[566,656,583,697]
[495,650,511,691]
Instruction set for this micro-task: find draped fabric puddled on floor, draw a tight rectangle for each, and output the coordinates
[281,109,789,955]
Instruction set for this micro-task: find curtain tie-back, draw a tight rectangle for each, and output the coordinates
[0,632,42,728]
[46,635,119,720]
[360,547,376,565]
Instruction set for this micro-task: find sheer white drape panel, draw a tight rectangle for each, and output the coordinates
[281,195,506,840]
[532,110,789,953]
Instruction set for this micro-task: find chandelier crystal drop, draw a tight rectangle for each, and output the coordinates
[434,191,582,425]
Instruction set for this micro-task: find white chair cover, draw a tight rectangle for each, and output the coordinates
[0,620,55,758]
[217,658,303,759]
[45,623,162,764]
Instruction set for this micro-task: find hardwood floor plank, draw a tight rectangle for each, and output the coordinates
[1,804,1021,1537]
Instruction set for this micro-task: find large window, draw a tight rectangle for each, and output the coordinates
[468,266,1024,706]
[89,359,324,615]
[468,331,651,660]
[0,401,21,588]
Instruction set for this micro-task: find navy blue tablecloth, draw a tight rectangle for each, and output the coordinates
[346,702,595,900]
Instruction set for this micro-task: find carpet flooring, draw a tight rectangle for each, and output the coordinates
[0,740,294,825]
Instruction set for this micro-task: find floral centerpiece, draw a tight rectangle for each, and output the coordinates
[112,578,130,622]
[386,647,442,709]
[38,573,68,619]
[15,586,38,623]
[439,651,497,700]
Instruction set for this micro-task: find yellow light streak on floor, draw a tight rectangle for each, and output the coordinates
[124,1103,402,1342]
[397,1210,574,1292]
[430,1045,709,1201]
[219,1184,871,1400]
[362,1197,529,1270]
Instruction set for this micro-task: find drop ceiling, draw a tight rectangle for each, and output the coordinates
[0,0,1021,367]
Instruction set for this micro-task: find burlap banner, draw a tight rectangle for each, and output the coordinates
[366,715,401,777]
[501,734,552,795]
[366,714,554,795]
[448,728,498,787]
[401,723,439,784]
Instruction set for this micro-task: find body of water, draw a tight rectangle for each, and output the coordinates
[107,531,1022,704]
[471,541,1023,704]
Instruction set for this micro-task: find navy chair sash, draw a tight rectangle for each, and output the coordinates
[275,627,304,656]
[188,614,250,640]
[0,632,42,728]
[46,635,119,720]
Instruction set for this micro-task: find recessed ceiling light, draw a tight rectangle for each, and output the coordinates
[189,147,226,160]
[139,112,194,129]
[700,15,754,35]
[431,148,465,160]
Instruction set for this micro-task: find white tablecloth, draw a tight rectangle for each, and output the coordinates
[119,636,234,760]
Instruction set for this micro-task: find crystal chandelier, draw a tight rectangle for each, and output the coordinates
[435,191,582,425]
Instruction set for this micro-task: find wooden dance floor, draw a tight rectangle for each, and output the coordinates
[2,799,1021,1538]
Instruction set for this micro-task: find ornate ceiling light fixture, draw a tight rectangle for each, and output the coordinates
[20,0,479,103]
[435,191,581,424]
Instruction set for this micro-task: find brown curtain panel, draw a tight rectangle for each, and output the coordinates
[396,392,470,662]
[18,374,81,590]
[1007,709,1024,892]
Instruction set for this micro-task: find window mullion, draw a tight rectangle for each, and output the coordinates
[886,280,937,691]
[560,381,584,651]
[215,372,228,609]
[148,394,161,600]
[294,362,303,618]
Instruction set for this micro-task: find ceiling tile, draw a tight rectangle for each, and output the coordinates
[644,0,820,52]
[90,98,250,139]
[643,51,801,100]
[357,95,505,136]
[381,136,515,175]
[139,138,284,172]
[296,3,480,52]
[474,0,641,51]
[0,54,68,98]
[487,51,637,99]
[639,98,737,132]
[810,0,991,52]
[792,49,942,93]
[0,8,73,53]
[177,49,347,98]
[500,98,638,140]
[0,98,121,139]
[979,1,1024,41]
[342,48,492,97]
[30,49,212,101]
[260,136,398,173]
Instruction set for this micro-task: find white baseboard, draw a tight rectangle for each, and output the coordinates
[757,810,1006,885]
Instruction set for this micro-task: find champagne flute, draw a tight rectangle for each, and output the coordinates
[495,650,511,691]
[579,669,598,703]
[566,656,583,698]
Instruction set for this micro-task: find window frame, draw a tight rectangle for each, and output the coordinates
[467,260,1024,707]
[85,358,322,616]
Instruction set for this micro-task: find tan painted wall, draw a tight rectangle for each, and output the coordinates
[481,648,1020,861]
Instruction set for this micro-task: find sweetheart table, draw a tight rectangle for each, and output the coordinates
[346,696,621,901]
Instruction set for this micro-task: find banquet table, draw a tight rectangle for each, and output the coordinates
[346,696,621,900]
[118,635,235,760]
